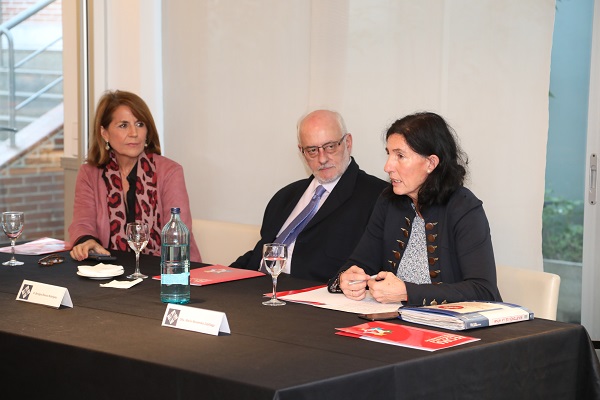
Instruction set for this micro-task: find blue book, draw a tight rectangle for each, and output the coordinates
[398,301,534,330]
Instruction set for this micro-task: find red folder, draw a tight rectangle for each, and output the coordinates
[336,321,479,351]
[152,265,265,286]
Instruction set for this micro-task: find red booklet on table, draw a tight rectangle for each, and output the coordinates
[153,265,265,286]
[336,321,480,352]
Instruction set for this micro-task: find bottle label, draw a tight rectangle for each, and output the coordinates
[161,272,190,285]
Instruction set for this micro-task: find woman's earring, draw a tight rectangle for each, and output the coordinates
[105,141,110,151]
[144,141,148,148]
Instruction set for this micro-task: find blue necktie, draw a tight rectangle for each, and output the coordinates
[275,185,326,246]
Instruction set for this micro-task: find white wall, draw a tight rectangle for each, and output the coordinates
[90,0,164,148]
[67,0,555,272]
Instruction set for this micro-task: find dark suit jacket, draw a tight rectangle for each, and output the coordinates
[329,186,502,306]
[230,158,388,282]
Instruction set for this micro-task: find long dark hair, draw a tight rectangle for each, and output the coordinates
[384,112,468,207]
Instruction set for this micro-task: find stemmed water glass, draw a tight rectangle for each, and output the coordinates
[1,211,25,266]
[126,222,149,279]
[261,243,287,306]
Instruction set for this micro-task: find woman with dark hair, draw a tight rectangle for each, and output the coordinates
[68,90,201,263]
[328,112,501,306]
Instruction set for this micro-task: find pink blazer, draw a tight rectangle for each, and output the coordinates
[68,154,202,262]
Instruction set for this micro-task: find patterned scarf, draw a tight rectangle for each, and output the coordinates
[102,151,162,256]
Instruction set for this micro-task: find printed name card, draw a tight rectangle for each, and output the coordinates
[16,280,73,309]
[161,304,230,336]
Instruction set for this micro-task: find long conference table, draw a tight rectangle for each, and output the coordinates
[0,249,599,400]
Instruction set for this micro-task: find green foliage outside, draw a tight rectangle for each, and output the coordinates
[542,191,584,263]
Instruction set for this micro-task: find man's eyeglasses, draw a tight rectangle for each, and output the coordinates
[300,134,348,158]
[38,254,65,266]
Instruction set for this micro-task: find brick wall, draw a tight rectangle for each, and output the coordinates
[1,0,62,23]
[0,128,65,245]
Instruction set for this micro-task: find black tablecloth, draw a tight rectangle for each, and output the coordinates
[0,250,599,399]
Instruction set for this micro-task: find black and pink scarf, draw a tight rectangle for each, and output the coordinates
[102,151,162,256]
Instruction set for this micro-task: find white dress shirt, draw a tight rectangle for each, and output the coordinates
[278,177,340,274]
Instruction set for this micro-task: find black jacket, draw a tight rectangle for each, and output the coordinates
[329,186,502,306]
[231,158,387,282]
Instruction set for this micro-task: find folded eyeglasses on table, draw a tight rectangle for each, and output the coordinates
[38,254,65,266]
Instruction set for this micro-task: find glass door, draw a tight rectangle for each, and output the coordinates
[583,0,600,343]
[544,0,599,342]
[0,0,64,244]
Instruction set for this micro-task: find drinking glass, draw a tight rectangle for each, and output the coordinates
[1,211,25,266]
[261,243,287,306]
[126,222,149,279]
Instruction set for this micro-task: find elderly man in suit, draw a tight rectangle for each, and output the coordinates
[230,110,387,283]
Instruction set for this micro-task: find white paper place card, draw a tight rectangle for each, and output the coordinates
[16,279,73,309]
[161,304,230,336]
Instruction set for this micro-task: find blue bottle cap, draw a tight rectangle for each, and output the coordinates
[171,207,181,214]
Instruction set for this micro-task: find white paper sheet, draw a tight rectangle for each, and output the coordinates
[279,287,401,314]
[100,278,143,289]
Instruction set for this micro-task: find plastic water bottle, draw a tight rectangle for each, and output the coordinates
[160,207,191,304]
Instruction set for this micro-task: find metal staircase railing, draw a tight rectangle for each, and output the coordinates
[0,0,62,148]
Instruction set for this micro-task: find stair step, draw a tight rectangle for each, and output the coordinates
[0,74,63,93]
[0,96,63,116]
[0,67,62,75]
[10,49,63,70]
[0,115,37,124]
[0,90,63,100]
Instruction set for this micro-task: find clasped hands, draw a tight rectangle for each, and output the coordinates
[340,265,407,303]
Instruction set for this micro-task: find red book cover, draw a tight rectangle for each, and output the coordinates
[263,285,328,306]
[275,285,327,297]
[336,321,480,351]
[152,265,265,286]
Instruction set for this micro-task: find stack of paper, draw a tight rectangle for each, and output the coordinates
[399,301,534,331]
